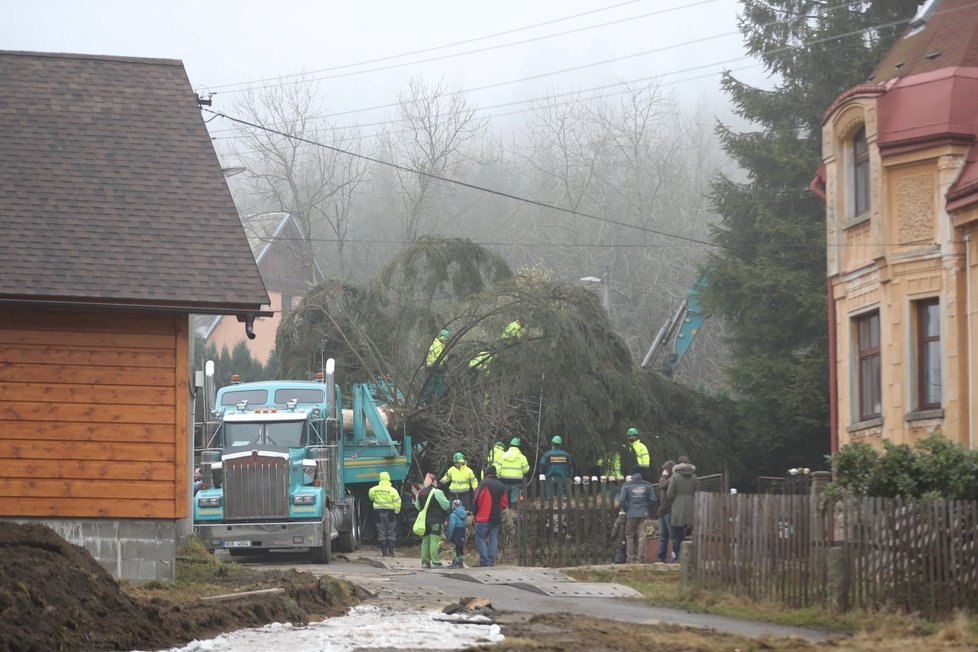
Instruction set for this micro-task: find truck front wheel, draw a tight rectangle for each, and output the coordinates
[310,514,331,564]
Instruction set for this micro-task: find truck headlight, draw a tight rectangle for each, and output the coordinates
[292,495,316,505]
[198,496,223,508]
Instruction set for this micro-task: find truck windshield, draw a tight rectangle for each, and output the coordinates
[226,421,304,447]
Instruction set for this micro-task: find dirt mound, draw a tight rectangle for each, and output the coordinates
[0,522,360,651]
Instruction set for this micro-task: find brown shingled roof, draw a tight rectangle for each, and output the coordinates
[869,0,978,83]
[0,50,269,314]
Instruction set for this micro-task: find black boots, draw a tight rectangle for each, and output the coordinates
[379,543,396,557]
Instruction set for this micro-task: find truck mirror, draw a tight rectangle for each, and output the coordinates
[325,417,339,444]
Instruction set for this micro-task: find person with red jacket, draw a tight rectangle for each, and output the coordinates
[472,465,509,566]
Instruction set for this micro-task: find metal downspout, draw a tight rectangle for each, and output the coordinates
[967,234,974,450]
[828,279,839,456]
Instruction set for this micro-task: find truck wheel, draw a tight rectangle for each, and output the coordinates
[310,514,331,564]
[335,499,360,553]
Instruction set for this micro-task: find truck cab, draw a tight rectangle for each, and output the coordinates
[193,360,411,562]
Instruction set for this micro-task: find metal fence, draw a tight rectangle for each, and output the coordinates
[691,492,978,615]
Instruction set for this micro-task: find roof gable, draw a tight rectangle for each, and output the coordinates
[0,50,268,314]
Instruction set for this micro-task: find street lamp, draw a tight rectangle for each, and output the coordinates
[580,267,610,313]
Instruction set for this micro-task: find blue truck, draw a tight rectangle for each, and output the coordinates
[193,359,411,562]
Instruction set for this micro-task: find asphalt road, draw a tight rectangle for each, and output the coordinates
[229,549,834,642]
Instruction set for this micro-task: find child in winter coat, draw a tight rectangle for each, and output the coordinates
[446,499,468,568]
[609,509,627,564]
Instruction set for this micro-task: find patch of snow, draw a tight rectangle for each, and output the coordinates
[149,605,504,652]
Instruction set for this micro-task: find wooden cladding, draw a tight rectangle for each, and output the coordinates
[0,308,188,519]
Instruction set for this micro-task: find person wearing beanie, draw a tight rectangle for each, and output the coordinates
[616,467,658,564]
[472,465,508,566]
[446,499,468,568]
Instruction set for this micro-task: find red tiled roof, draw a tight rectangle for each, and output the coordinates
[0,51,269,314]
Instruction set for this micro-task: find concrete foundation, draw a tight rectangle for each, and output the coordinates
[8,517,176,581]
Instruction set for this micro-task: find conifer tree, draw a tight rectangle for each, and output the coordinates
[705,0,919,477]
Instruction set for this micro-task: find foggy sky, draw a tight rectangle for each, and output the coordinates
[1,0,767,134]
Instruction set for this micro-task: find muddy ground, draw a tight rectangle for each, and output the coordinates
[0,522,360,651]
[1,522,974,651]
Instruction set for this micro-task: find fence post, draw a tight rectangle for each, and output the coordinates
[826,545,846,611]
[680,539,695,583]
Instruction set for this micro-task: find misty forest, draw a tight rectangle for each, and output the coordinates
[198,0,919,486]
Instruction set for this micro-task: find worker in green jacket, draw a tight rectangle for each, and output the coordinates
[440,452,478,512]
[421,328,450,404]
[626,427,651,476]
[540,435,574,498]
[368,471,401,557]
[497,437,530,506]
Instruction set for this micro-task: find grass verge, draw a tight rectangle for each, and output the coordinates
[565,564,978,644]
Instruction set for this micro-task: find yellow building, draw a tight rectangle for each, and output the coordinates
[817,0,978,453]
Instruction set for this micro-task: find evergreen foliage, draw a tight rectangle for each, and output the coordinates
[828,434,978,500]
[704,0,919,477]
[273,237,739,478]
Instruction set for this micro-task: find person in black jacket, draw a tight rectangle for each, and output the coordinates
[414,472,450,569]
[472,466,509,566]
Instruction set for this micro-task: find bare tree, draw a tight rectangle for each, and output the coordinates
[231,84,369,280]
[381,77,488,243]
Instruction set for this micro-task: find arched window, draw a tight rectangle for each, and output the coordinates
[851,126,869,216]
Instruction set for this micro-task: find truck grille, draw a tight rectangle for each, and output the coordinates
[224,458,289,520]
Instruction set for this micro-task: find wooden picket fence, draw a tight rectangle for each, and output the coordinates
[692,492,978,615]
[515,477,619,567]
[515,474,727,567]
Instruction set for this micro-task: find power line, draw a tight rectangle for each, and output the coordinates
[206,107,719,250]
[205,0,709,94]
[206,0,876,137]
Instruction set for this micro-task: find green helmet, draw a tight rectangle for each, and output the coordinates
[495,440,506,449]
[453,452,465,462]
[439,329,450,339]
[510,437,521,447]
[551,435,563,445]
[626,427,639,438]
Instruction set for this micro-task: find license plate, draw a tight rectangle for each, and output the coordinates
[222,540,252,548]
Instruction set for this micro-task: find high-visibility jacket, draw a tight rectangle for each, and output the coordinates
[497,446,530,480]
[426,337,446,367]
[484,443,505,478]
[368,474,401,513]
[441,463,478,493]
[631,439,650,469]
[600,452,621,477]
[503,320,524,340]
[469,350,492,370]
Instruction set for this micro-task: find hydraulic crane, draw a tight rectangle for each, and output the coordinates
[641,274,709,377]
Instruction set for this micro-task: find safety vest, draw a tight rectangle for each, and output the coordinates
[368,478,401,513]
[497,446,530,480]
[631,439,650,468]
[503,320,524,340]
[469,350,492,370]
[426,337,445,367]
[441,464,478,493]
[484,444,505,478]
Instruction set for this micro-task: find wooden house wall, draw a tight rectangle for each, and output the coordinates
[0,308,188,519]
